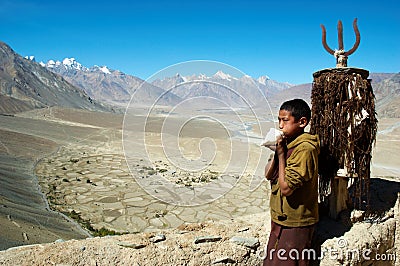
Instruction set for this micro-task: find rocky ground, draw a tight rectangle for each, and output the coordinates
[1,201,399,266]
[0,212,270,265]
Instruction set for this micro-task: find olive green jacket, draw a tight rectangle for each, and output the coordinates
[270,133,320,227]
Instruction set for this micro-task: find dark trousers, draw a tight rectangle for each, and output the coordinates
[263,221,315,266]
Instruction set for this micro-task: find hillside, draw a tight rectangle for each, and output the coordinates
[373,73,400,118]
[0,42,109,114]
[369,72,397,86]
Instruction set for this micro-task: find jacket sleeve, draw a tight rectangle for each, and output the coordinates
[284,144,317,190]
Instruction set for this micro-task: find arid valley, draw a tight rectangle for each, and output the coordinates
[0,41,399,265]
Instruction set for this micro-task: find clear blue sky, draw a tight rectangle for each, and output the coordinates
[1,0,399,84]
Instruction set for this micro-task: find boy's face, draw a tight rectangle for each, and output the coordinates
[278,109,307,139]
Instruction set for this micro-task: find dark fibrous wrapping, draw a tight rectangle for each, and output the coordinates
[310,70,377,209]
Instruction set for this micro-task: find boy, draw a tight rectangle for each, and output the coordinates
[263,99,319,266]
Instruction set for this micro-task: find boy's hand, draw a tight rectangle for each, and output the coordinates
[261,142,276,151]
[276,135,286,156]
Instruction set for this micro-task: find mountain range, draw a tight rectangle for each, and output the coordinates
[0,41,398,117]
[39,57,293,109]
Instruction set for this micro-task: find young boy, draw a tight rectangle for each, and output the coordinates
[263,99,320,266]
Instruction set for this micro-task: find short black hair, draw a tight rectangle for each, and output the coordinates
[280,99,311,122]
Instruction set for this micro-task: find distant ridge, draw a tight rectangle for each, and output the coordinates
[0,41,109,114]
[149,71,293,107]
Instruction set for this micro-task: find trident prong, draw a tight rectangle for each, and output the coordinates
[321,18,360,67]
[338,20,344,50]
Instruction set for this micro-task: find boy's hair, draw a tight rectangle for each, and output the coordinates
[280,99,311,122]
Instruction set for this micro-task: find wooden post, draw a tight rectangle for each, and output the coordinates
[329,176,350,219]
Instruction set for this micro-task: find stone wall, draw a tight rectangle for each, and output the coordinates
[320,193,399,266]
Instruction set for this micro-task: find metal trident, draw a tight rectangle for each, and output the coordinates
[321,18,360,67]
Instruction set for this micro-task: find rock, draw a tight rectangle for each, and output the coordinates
[237,227,249,233]
[12,221,21,228]
[55,239,65,243]
[229,236,260,249]
[70,158,79,163]
[193,236,222,244]
[320,217,397,265]
[150,234,166,243]
[351,210,365,223]
[22,232,29,241]
[117,242,146,249]
[212,256,236,264]
[379,209,395,223]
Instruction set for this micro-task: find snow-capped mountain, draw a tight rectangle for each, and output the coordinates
[0,42,108,114]
[24,55,36,62]
[40,58,117,75]
[41,58,88,72]
[257,75,270,85]
[43,58,112,75]
[93,65,112,74]
[213,70,237,81]
[257,75,293,91]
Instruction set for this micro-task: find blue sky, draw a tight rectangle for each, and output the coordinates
[1,0,399,84]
